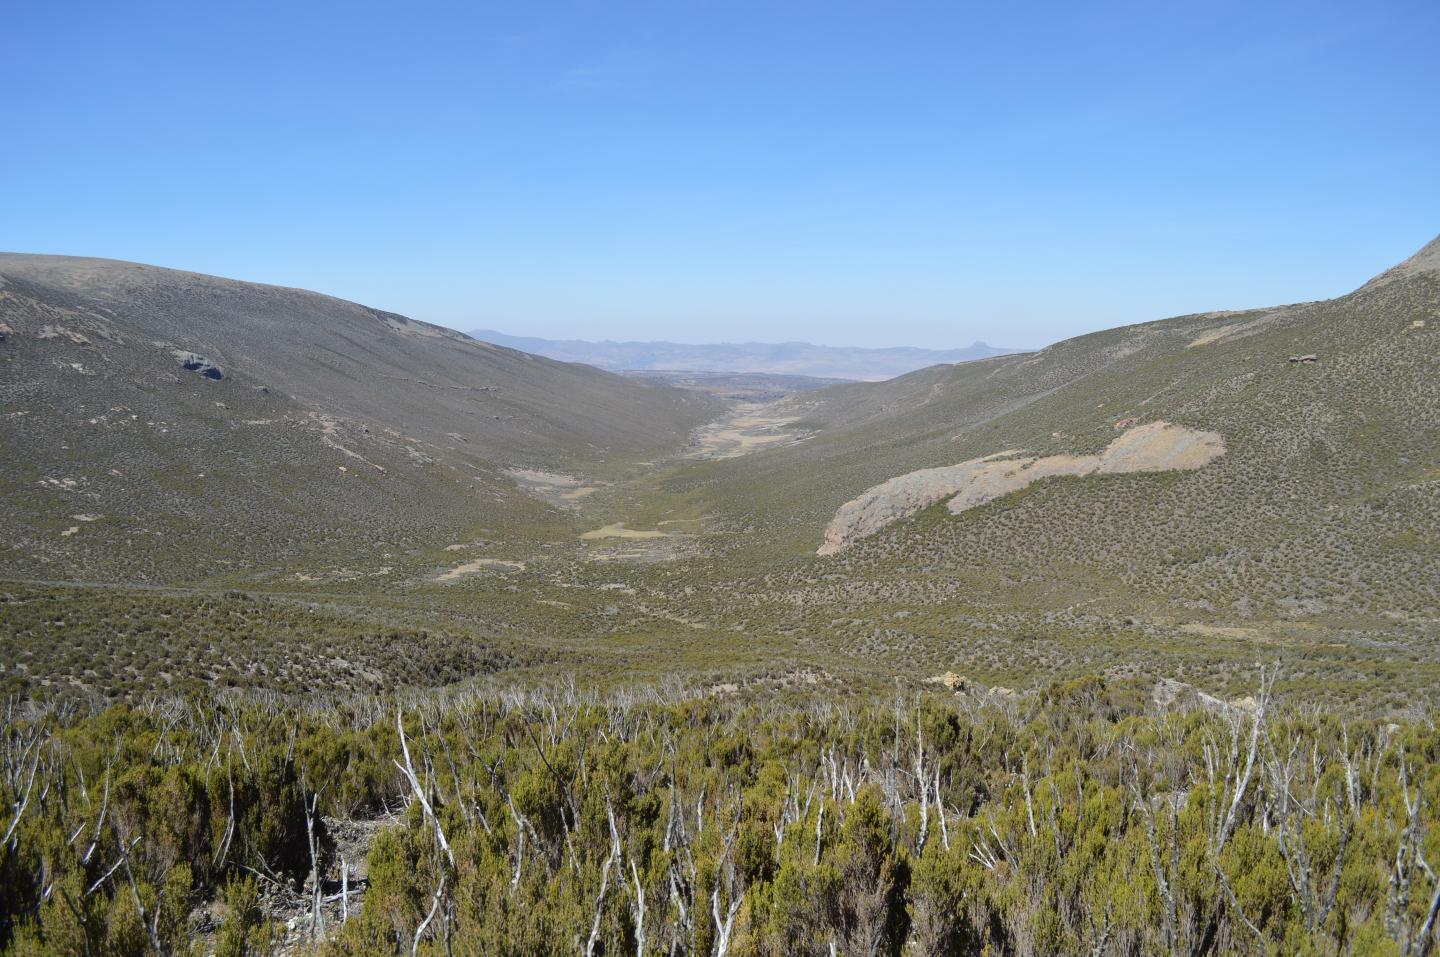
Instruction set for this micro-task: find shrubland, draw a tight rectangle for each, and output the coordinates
[2,672,1437,955]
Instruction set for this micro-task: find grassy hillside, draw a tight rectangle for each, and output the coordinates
[0,255,717,583]
[676,237,1440,622]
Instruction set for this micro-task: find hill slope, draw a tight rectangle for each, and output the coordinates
[3,243,1439,707]
[680,235,1440,627]
[468,329,1018,380]
[0,254,717,583]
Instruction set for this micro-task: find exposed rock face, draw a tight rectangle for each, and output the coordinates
[176,350,224,379]
[818,421,1224,554]
[1092,420,1225,474]
[815,451,1020,555]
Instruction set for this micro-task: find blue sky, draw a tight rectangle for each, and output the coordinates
[4,1,1437,349]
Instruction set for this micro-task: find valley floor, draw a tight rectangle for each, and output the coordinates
[5,391,1439,715]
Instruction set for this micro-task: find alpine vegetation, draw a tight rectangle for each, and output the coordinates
[3,673,1438,956]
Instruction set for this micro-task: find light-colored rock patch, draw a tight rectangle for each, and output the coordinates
[944,453,1095,514]
[507,468,581,487]
[308,413,384,470]
[926,672,970,692]
[437,558,527,581]
[38,325,91,344]
[1093,420,1225,473]
[1152,678,1259,718]
[819,421,1224,554]
[816,451,1021,555]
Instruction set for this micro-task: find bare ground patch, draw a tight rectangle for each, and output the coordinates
[506,468,602,508]
[688,401,810,459]
[437,558,527,581]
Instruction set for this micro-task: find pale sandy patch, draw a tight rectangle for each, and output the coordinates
[507,468,582,487]
[291,567,394,583]
[689,402,808,459]
[506,468,600,508]
[437,558,527,581]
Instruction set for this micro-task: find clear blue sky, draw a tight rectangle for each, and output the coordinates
[4,1,1437,349]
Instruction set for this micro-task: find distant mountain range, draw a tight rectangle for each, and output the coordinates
[466,330,1020,381]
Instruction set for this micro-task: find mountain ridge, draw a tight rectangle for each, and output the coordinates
[467,328,1020,380]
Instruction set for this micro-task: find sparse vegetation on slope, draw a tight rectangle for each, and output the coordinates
[678,235,1440,628]
[0,255,717,583]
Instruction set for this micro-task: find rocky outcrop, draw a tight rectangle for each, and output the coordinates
[815,451,1021,555]
[175,350,223,379]
[818,421,1224,554]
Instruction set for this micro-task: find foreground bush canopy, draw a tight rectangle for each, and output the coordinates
[1,673,1438,956]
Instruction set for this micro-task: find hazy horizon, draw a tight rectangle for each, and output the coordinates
[4,0,1437,350]
[465,326,1019,351]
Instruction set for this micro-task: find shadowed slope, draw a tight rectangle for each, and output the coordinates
[0,254,718,583]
